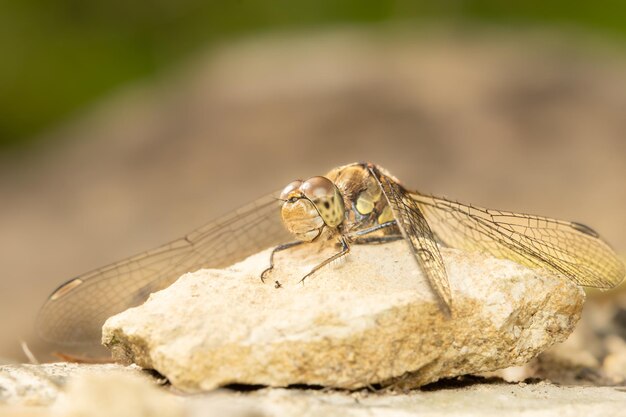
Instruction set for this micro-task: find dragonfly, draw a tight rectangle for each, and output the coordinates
[37,162,625,348]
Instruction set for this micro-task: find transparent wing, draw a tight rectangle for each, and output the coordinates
[411,193,625,289]
[369,167,452,315]
[37,193,289,346]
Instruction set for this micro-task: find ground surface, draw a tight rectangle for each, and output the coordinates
[1,364,625,417]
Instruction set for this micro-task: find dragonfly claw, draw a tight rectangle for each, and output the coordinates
[260,267,273,283]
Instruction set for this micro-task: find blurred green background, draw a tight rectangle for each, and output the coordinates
[2,0,626,148]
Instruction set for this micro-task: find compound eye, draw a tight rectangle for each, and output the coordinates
[280,180,303,201]
[301,176,345,227]
[300,176,336,201]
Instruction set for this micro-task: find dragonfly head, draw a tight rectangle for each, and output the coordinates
[279,176,345,241]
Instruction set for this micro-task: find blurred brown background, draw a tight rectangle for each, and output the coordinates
[1,3,625,364]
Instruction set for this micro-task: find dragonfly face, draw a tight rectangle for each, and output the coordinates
[279,176,345,242]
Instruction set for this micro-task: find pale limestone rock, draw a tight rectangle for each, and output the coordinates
[103,240,585,392]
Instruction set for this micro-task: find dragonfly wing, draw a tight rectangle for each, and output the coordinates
[411,193,625,289]
[369,166,452,315]
[37,193,289,346]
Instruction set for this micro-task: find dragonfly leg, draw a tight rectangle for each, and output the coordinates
[354,235,403,245]
[350,220,397,238]
[261,241,305,282]
[348,220,402,246]
[299,236,350,284]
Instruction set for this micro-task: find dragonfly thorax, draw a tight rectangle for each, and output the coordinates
[279,176,345,242]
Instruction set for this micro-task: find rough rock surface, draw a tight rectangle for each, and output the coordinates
[103,240,585,392]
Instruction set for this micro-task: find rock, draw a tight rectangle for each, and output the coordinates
[0,363,132,406]
[603,335,626,383]
[488,287,626,386]
[103,240,585,392]
[52,370,184,417]
[0,363,182,417]
[0,363,144,407]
